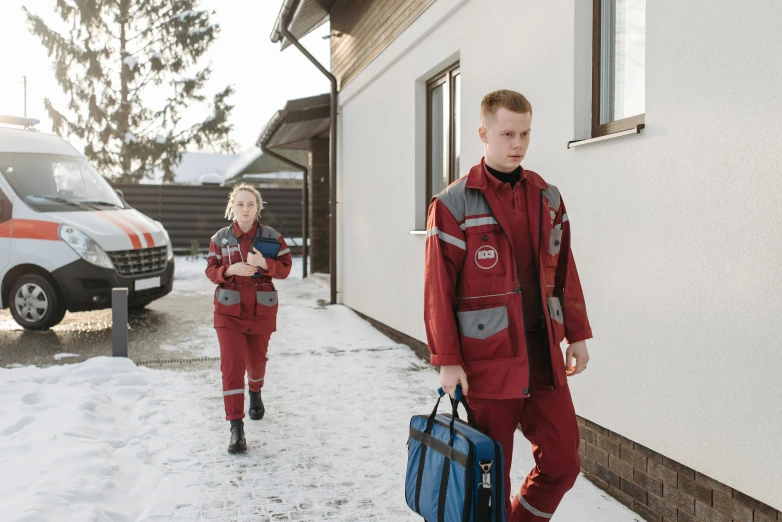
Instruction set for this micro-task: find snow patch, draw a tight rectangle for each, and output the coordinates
[173,10,205,22]
[188,27,211,37]
[53,353,80,361]
[0,262,641,521]
[123,55,138,69]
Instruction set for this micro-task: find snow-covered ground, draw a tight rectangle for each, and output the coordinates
[0,257,641,521]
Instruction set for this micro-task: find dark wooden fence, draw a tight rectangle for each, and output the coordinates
[113,184,303,254]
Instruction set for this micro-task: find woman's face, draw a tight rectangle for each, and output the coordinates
[232,190,258,225]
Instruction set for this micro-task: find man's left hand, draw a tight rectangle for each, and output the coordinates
[565,340,590,377]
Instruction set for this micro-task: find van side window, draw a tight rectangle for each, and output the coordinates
[0,189,11,223]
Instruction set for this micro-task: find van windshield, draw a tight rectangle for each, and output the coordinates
[0,153,125,212]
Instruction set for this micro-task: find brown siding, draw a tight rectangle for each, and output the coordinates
[113,184,303,254]
[307,139,330,273]
[330,0,436,90]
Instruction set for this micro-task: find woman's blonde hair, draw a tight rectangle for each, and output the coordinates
[224,183,264,222]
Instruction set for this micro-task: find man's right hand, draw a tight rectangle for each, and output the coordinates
[225,263,258,277]
[440,365,468,398]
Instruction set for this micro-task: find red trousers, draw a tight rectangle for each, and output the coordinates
[466,334,581,521]
[215,328,271,421]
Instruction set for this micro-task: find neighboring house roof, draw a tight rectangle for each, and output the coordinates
[243,171,304,180]
[143,152,239,185]
[271,0,336,50]
[258,93,330,150]
[223,146,309,182]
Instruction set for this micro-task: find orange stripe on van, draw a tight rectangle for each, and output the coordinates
[96,212,142,249]
[0,219,61,240]
[0,221,10,238]
[124,213,156,247]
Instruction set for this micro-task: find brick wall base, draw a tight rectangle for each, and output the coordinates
[578,418,780,522]
[351,309,431,363]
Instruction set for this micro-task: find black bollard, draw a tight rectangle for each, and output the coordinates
[112,288,128,357]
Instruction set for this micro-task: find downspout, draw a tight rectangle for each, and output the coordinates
[258,116,309,279]
[279,9,338,305]
[260,145,309,280]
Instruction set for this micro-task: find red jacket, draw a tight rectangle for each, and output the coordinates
[424,159,592,399]
[205,221,292,333]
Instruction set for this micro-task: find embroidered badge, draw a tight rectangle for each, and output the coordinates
[475,245,499,270]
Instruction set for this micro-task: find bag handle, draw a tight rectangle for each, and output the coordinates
[425,385,479,447]
[442,384,479,430]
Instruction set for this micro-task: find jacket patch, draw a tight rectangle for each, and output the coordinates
[474,245,499,270]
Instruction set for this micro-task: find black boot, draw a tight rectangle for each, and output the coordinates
[248,389,265,421]
[227,419,246,454]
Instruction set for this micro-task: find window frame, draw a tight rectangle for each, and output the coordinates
[592,0,645,138]
[425,62,461,208]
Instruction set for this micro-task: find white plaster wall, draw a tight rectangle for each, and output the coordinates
[336,0,782,508]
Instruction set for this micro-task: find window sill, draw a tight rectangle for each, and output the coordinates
[410,230,427,235]
[567,124,644,149]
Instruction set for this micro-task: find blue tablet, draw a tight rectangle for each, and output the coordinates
[255,238,281,259]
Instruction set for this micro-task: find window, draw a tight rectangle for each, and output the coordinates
[0,154,125,212]
[426,62,460,206]
[0,187,11,224]
[592,0,645,137]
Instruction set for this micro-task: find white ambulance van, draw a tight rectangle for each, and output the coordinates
[0,116,175,330]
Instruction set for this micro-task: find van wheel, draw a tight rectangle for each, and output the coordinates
[9,275,67,330]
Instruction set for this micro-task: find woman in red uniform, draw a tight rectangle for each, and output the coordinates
[205,183,292,454]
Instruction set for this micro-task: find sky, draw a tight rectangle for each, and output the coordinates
[0,0,331,152]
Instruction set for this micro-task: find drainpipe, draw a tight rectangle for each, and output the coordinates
[279,10,338,305]
[257,141,309,280]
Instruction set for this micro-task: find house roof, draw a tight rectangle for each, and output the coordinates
[223,146,309,181]
[142,152,239,185]
[271,0,336,50]
[257,93,330,150]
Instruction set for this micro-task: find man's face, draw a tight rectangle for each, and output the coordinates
[479,108,532,172]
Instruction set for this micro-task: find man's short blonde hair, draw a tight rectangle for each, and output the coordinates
[480,89,532,124]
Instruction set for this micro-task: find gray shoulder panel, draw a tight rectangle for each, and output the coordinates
[464,187,492,216]
[211,225,233,245]
[542,183,561,212]
[434,177,468,222]
[258,225,282,240]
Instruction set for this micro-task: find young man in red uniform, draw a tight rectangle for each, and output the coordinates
[424,90,592,520]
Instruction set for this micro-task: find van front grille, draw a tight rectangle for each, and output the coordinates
[109,246,167,277]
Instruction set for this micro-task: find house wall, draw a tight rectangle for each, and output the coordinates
[335,0,782,514]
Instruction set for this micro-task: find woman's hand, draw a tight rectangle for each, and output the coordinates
[247,248,269,271]
[224,263,258,277]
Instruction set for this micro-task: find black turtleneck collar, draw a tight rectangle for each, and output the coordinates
[486,164,522,187]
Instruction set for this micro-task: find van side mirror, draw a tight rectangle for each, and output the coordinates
[115,189,124,199]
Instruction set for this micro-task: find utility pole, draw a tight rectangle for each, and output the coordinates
[23,76,27,117]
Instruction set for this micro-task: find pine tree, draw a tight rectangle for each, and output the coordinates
[24,0,236,182]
